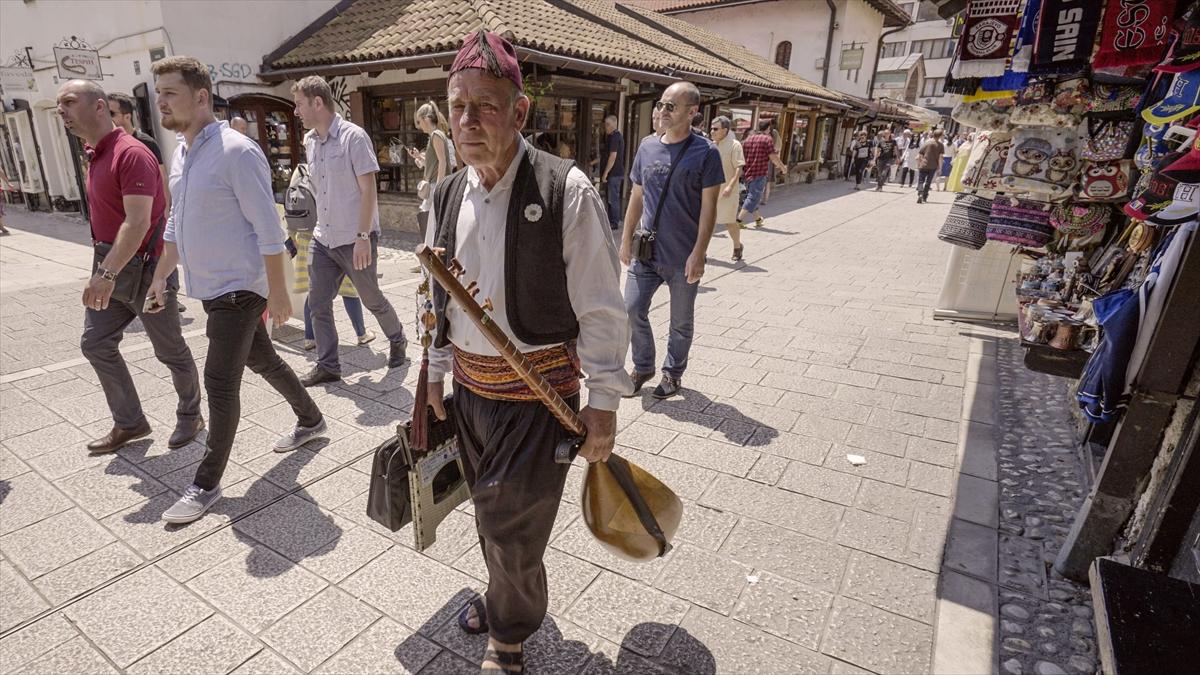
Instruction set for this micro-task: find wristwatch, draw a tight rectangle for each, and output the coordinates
[355,232,371,241]
[96,267,118,282]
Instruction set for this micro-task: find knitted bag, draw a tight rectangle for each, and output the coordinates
[987,197,1055,248]
[939,193,994,250]
[1049,203,1112,237]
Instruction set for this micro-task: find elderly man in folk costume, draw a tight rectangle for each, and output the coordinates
[421,30,632,673]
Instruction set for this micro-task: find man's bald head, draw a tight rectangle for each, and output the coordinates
[60,79,107,104]
[665,81,701,107]
[56,79,113,144]
[230,116,249,135]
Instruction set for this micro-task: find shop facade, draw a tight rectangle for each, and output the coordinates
[931,1,1200,669]
[0,0,331,213]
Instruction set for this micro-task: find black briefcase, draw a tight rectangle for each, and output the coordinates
[366,397,466,543]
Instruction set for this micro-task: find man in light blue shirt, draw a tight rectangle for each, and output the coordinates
[145,56,326,524]
[292,76,408,388]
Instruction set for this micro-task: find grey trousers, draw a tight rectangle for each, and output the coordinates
[308,233,404,374]
[80,268,201,430]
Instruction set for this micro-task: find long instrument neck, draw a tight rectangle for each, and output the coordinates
[416,245,586,437]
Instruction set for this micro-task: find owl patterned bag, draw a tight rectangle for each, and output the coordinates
[1002,126,1082,197]
[1078,160,1133,202]
[963,132,1013,193]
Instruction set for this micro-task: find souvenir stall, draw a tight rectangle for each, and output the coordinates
[935,2,1200,667]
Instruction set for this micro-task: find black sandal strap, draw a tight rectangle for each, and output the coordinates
[457,596,489,635]
[483,647,524,673]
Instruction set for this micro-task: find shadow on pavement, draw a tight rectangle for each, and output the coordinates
[392,589,716,673]
[639,387,779,447]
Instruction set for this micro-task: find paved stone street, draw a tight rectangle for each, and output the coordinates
[0,179,1092,674]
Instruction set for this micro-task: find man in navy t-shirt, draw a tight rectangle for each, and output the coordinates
[619,81,724,399]
[593,114,625,230]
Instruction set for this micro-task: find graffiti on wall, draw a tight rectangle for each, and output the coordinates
[206,62,254,81]
[328,76,352,116]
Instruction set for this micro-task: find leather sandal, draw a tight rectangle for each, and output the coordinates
[732,245,743,262]
[481,647,523,674]
[458,596,489,635]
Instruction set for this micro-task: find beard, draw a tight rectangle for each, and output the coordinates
[160,113,183,132]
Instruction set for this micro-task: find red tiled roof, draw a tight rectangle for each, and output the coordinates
[266,0,849,104]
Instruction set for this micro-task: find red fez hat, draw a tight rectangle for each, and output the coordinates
[450,29,523,91]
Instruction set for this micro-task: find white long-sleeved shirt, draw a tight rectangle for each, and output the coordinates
[424,140,633,411]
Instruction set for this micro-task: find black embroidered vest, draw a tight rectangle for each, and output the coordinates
[431,147,579,349]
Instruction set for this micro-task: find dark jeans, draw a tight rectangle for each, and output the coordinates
[625,260,699,379]
[194,291,321,490]
[851,158,869,186]
[875,160,893,189]
[304,295,365,340]
[452,384,577,644]
[917,168,936,199]
[898,167,915,186]
[309,233,405,374]
[81,268,201,431]
[605,175,624,229]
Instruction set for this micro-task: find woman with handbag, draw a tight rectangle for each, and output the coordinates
[409,101,455,241]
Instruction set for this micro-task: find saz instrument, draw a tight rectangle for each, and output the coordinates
[415,244,682,562]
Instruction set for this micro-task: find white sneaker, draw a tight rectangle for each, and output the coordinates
[274,418,328,452]
[357,331,377,346]
[162,484,222,524]
[303,339,316,351]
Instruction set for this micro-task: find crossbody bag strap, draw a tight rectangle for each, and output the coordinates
[649,133,697,234]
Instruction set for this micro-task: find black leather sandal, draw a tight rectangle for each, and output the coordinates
[457,596,489,635]
[481,647,523,674]
[732,245,743,262]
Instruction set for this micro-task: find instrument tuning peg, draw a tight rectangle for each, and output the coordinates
[481,298,494,312]
[470,287,481,298]
[449,258,466,276]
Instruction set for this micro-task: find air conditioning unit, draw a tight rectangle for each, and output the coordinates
[924,97,936,104]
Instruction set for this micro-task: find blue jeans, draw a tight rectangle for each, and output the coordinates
[741,175,767,215]
[304,295,366,340]
[605,175,623,229]
[917,168,936,200]
[624,261,699,379]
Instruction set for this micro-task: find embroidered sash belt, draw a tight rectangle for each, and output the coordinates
[452,343,581,401]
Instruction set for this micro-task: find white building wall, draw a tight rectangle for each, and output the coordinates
[663,0,888,99]
[0,0,335,202]
[880,4,959,112]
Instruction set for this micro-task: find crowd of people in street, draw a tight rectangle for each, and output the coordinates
[844,125,968,204]
[46,24,802,674]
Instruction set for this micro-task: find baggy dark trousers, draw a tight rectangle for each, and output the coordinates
[452,382,578,644]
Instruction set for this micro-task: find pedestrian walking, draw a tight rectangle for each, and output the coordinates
[870,128,898,191]
[145,57,326,524]
[710,115,745,261]
[762,119,782,205]
[56,79,204,455]
[849,130,872,190]
[737,119,787,228]
[290,75,409,388]
[423,30,632,674]
[284,166,374,349]
[621,81,724,399]
[229,116,249,136]
[691,112,708,139]
[916,129,946,204]
[939,133,960,191]
[592,114,625,231]
[409,100,455,240]
[106,93,169,212]
[896,129,915,186]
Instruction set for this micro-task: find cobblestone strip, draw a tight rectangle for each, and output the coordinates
[994,340,1097,675]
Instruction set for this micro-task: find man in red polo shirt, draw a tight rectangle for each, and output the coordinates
[56,79,203,454]
[736,119,787,229]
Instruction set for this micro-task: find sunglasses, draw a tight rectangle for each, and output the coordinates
[653,101,678,113]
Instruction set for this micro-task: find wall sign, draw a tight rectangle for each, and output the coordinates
[54,36,102,81]
[0,66,35,92]
[839,47,865,71]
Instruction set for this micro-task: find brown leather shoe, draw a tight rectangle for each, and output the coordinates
[168,418,206,449]
[87,421,152,454]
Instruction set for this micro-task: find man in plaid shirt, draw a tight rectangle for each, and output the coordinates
[737,119,787,228]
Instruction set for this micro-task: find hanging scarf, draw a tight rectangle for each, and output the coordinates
[1010,0,1043,73]
[1093,0,1178,69]
[955,0,1024,79]
[1030,0,1104,74]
